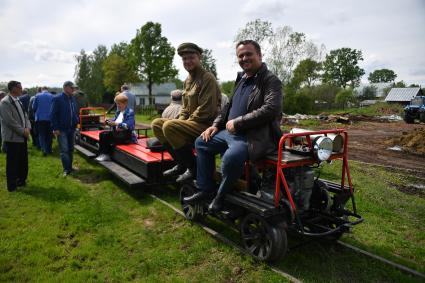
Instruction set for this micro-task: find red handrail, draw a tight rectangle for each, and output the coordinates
[78,107,106,129]
[273,129,353,209]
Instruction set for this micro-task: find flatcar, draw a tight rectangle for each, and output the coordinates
[75,107,363,262]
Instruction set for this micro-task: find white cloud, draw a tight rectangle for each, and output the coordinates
[0,0,424,87]
[16,40,78,63]
[242,0,286,20]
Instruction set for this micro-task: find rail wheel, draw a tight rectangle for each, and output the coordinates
[179,184,204,221]
[240,213,287,262]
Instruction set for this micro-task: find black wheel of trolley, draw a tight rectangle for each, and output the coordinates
[179,184,204,221]
[240,213,287,262]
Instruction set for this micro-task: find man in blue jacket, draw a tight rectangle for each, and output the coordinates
[50,81,79,176]
[33,86,53,156]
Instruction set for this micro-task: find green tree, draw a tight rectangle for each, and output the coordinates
[394,80,406,87]
[74,49,91,96]
[234,18,273,47]
[110,42,130,57]
[234,20,325,84]
[220,80,235,97]
[283,91,314,114]
[103,54,139,93]
[201,49,218,79]
[335,88,355,110]
[359,85,377,100]
[322,48,365,88]
[408,83,420,87]
[368,69,397,83]
[128,22,178,104]
[292,59,322,88]
[89,45,108,104]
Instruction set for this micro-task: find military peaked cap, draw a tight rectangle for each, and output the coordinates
[177,42,203,56]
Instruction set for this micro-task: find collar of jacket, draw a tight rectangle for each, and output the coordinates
[9,94,20,102]
[235,63,268,85]
[116,107,130,117]
[187,66,205,83]
[60,92,73,100]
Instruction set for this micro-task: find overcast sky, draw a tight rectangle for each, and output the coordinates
[1,0,424,88]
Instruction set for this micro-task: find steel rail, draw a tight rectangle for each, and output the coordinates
[149,194,303,283]
[149,193,425,280]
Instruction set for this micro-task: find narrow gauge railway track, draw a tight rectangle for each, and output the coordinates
[149,193,425,281]
[149,194,303,283]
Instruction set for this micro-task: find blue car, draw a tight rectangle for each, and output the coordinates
[404,96,425,123]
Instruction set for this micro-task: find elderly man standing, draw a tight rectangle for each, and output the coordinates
[50,81,79,176]
[184,40,283,212]
[161,89,183,119]
[0,90,6,152]
[33,86,54,156]
[151,43,221,183]
[121,84,136,111]
[0,81,31,191]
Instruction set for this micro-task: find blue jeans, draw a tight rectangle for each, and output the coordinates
[36,121,53,154]
[57,129,75,173]
[195,130,248,195]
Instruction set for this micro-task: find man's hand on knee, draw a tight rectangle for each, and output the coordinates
[200,126,218,142]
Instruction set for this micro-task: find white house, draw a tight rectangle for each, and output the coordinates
[354,82,393,98]
[128,82,177,106]
[385,88,423,105]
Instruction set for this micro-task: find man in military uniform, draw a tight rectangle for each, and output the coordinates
[151,42,221,183]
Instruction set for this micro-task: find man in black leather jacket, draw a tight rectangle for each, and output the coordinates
[184,40,283,212]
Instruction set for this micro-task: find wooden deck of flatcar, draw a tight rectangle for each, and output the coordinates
[77,130,175,186]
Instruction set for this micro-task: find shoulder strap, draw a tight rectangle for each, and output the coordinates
[8,96,24,126]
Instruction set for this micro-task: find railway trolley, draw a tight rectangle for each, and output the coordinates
[75,107,363,262]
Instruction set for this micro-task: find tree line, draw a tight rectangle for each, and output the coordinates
[74,21,217,105]
[221,19,419,114]
[69,19,421,114]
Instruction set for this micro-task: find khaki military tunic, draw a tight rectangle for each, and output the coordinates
[152,67,220,149]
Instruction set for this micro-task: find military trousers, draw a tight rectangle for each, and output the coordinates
[151,118,209,149]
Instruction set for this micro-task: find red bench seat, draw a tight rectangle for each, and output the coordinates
[80,130,172,163]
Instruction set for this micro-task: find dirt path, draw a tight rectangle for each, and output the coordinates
[341,121,425,176]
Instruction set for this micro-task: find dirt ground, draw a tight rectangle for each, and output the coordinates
[340,121,425,177]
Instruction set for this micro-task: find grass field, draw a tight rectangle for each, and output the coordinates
[327,102,404,116]
[0,141,424,282]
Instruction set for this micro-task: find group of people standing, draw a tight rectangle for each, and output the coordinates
[0,81,80,191]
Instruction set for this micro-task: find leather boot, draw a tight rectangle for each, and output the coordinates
[174,144,196,183]
[183,191,215,204]
[208,194,224,213]
[163,165,185,177]
[163,143,186,177]
[176,168,195,183]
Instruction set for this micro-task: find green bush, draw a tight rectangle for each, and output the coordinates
[335,88,355,110]
[283,92,314,114]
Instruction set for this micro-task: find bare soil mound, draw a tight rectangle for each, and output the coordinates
[385,128,425,155]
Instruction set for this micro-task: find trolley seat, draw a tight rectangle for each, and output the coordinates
[79,130,173,163]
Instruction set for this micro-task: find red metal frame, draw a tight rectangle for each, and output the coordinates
[78,107,106,129]
[264,129,353,210]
